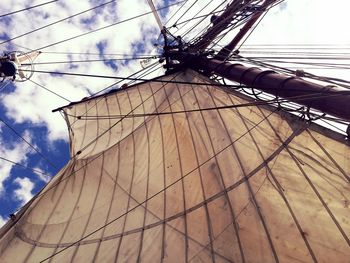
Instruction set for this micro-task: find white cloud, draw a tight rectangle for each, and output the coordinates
[0,131,34,195]
[13,177,34,206]
[33,167,51,183]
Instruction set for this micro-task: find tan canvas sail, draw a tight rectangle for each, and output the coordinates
[0,70,349,262]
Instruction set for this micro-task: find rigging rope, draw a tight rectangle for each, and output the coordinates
[21,68,350,96]
[126,63,164,86]
[66,91,350,121]
[237,0,285,50]
[164,0,188,25]
[25,0,185,52]
[90,62,161,97]
[0,156,51,177]
[172,8,225,29]
[232,53,350,89]
[0,81,11,92]
[206,0,285,54]
[71,78,349,157]
[0,118,59,170]
[10,66,348,260]
[0,0,58,18]
[320,118,349,134]
[29,79,71,102]
[235,8,269,50]
[172,0,200,27]
[22,56,160,66]
[38,109,277,262]
[236,59,350,70]
[179,0,228,41]
[11,82,349,242]
[0,0,117,46]
[65,60,165,130]
[9,72,185,220]
[172,0,227,41]
[39,51,159,56]
[186,0,257,46]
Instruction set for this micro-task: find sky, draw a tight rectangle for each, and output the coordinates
[0,0,349,227]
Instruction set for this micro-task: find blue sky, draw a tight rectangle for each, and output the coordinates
[0,0,349,227]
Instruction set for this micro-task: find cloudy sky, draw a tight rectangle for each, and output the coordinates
[0,0,349,227]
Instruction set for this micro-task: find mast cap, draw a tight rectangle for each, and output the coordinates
[0,61,17,77]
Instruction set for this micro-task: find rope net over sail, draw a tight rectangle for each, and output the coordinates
[0,70,349,262]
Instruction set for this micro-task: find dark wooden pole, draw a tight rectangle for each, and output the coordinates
[189,56,350,120]
[189,0,250,51]
[215,0,272,60]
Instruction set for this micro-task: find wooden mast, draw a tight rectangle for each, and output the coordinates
[188,56,350,120]
[170,0,350,121]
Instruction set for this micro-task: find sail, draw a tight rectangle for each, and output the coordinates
[0,70,349,262]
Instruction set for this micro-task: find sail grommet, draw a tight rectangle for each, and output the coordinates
[9,213,16,221]
[295,69,305,77]
[210,15,219,25]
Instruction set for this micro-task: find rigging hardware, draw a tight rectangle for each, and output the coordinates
[0,51,39,82]
[161,27,187,72]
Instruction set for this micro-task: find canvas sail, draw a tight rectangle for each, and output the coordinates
[0,70,349,262]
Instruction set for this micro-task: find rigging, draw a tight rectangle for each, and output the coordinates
[0,118,58,170]
[39,110,277,262]
[26,1,185,52]
[0,156,52,177]
[0,0,58,18]
[0,0,117,46]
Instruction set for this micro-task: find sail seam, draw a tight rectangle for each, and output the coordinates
[16,117,299,249]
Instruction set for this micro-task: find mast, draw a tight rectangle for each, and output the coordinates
[187,56,350,121]
[214,0,272,60]
[167,0,350,122]
[189,0,274,51]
